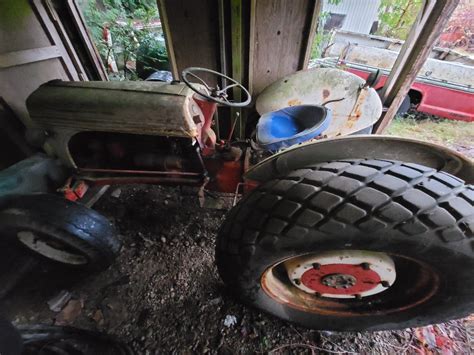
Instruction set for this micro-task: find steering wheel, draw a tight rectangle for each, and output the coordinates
[182,67,251,107]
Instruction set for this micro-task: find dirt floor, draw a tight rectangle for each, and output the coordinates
[2,115,474,354]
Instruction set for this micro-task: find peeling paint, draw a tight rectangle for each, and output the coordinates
[256,68,383,137]
[287,99,302,106]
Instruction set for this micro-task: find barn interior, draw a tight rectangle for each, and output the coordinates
[0,0,472,353]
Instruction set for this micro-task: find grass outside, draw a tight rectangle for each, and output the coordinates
[386,115,474,159]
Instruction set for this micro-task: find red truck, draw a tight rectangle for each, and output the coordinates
[317,43,474,122]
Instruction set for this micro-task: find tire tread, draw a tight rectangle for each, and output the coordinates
[217,159,474,269]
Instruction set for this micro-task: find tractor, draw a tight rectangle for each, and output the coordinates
[1,66,473,331]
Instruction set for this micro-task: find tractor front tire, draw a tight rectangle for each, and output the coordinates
[216,159,474,331]
[0,194,121,271]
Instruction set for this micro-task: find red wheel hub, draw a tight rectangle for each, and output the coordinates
[300,263,381,295]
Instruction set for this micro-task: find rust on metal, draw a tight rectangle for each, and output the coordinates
[204,159,243,193]
[300,264,381,295]
[77,168,201,176]
[256,67,382,137]
[79,176,202,186]
[260,253,440,317]
[287,99,302,106]
[346,88,369,129]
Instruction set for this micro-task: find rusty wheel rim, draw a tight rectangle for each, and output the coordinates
[261,250,439,317]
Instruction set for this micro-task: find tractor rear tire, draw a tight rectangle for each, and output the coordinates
[0,194,121,271]
[216,159,474,331]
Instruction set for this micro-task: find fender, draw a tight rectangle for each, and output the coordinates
[245,135,473,184]
[0,154,68,199]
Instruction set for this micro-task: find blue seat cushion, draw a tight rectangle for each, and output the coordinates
[256,105,332,151]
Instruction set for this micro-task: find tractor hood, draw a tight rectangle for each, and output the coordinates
[26,80,204,138]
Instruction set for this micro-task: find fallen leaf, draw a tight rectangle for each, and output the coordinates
[91,309,104,326]
[55,299,83,325]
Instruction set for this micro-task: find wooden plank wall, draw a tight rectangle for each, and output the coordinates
[0,0,106,128]
[159,0,319,96]
[158,0,319,138]
[248,0,320,96]
[157,0,221,85]
[0,2,71,129]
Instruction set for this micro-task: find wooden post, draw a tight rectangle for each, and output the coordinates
[247,0,319,96]
[374,0,460,133]
[218,0,228,84]
[65,0,109,80]
[156,0,179,80]
[216,0,230,140]
[301,0,322,70]
[248,0,257,95]
[231,0,244,139]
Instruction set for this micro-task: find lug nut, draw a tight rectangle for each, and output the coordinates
[293,278,301,285]
[361,262,370,270]
[381,280,390,287]
[312,263,321,270]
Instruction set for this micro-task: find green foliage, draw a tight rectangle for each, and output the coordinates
[79,0,166,80]
[136,32,170,79]
[377,0,423,40]
[311,0,343,60]
[0,0,31,28]
[106,0,157,13]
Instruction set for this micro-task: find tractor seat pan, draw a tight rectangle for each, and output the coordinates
[256,105,332,151]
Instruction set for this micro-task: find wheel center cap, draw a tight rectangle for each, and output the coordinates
[284,250,397,299]
[321,273,357,289]
[300,263,381,296]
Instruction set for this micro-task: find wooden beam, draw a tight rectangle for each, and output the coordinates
[247,0,315,96]
[218,0,228,83]
[30,0,80,81]
[231,0,244,138]
[216,0,229,140]
[378,0,434,104]
[301,0,322,69]
[248,0,257,95]
[43,0,88,81]
[157,0,179,80]
[157,0,220,84]
[0,46,60,68]
[65,0,109,80]
[374,0,460,133]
